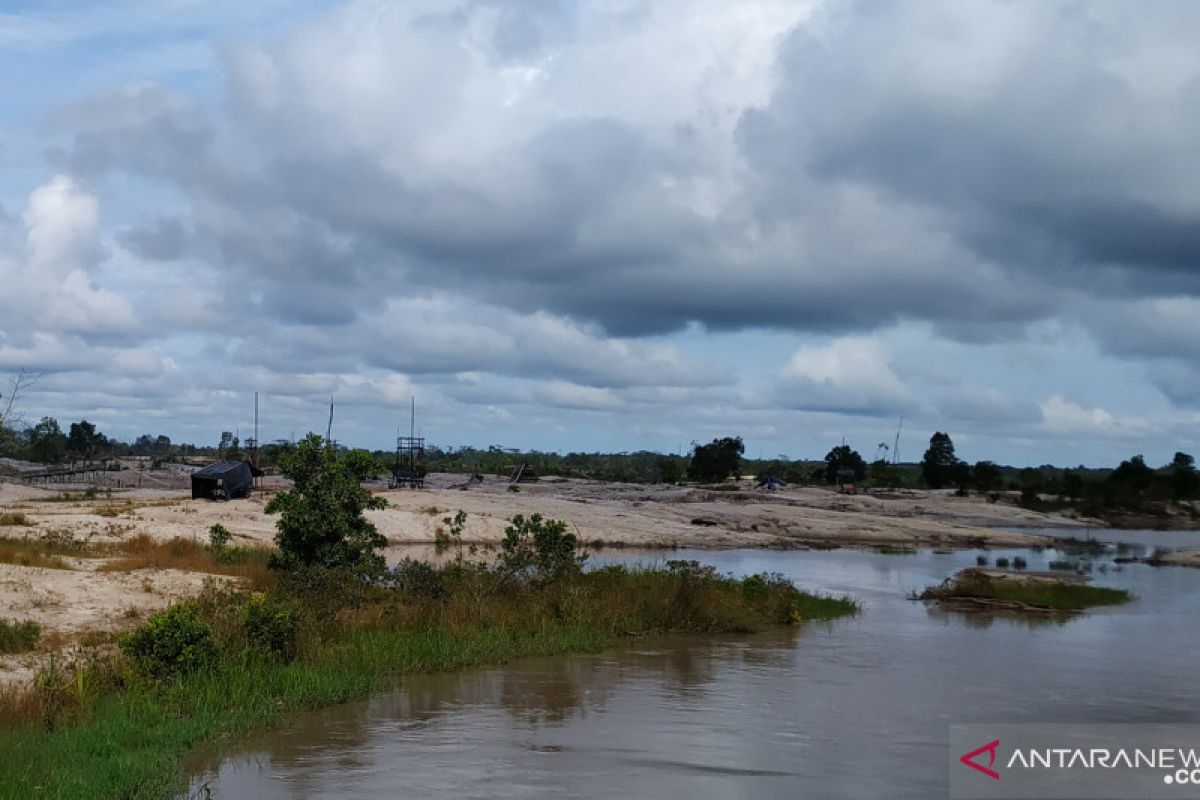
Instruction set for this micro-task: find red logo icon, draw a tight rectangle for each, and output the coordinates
[961,739,1001,780]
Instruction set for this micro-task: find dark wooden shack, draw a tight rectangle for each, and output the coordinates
[191,460,254,500]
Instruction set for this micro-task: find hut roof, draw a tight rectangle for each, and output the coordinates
[194,460,250,478]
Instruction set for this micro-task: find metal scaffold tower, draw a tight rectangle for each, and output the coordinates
[390,397,426,489]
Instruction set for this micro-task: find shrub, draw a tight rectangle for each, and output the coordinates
[976,555,989,566]
[119,603,216,680]
[243,596,300,661]
[0,513,29,527]
[208,524,232,550]
[265,434,388,576]
[740,574,769,603]
[500,514,586,580]
[0,619,40,653]
[1012,556,1028,571]
[393,558,446,599]
[995,557,1010,568]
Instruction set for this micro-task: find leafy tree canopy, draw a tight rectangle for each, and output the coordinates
[687,436,744,483]
[824,445,867,484]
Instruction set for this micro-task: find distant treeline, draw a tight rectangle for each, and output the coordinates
[2,416,1197,510]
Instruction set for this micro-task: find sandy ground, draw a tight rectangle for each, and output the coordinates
[1158,549,1200,568]
[0,472,1095,683]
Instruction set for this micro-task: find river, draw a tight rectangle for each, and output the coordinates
[188,530,1200,798]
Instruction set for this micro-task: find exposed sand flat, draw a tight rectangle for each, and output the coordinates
[1,473,1085,551]
[1158,549,1200,569]
[0,562,219,633]
[0,472,1092,682]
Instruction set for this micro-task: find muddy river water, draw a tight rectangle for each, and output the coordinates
[188,530,1200,798]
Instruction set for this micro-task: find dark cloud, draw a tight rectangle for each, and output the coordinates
[748,0,1200,300]
[117,216,187,260]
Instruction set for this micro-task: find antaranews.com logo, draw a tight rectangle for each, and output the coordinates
[950,724,1200,799]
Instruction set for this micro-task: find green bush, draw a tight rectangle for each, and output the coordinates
[207,524,231,550]
[0,619,40,653]
[393,557,446,598]
[242,595,300,661]
[265,434,388,576]
[119,603,216,680]
[500,513,586,580]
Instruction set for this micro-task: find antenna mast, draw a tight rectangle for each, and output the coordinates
[892,416,903,465]
[326,396,335,447]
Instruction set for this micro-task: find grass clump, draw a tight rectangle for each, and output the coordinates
[0,512,30,527]
[917,569,1131,613]
[99,534,271,586]
[0,536,74,570]
[0,620,40,654]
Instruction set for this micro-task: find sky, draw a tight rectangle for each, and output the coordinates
[1,0,1199,467]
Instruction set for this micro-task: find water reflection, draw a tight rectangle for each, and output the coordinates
[191,543,1200,799]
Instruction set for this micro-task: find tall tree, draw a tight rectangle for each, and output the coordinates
[920,432,960,489]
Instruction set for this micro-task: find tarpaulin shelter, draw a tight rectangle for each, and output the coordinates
[190,460,254,500]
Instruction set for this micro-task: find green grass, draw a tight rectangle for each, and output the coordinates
[0,619,40,654]
[0,561,856,799]
[919,570,1132,612]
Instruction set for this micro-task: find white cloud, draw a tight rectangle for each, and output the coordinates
[1040,395,1150,438]
[779,336,911,414]
[1,175,135,335]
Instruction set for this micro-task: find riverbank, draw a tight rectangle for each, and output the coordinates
[0,475,1102,685]
[0,560,855,799]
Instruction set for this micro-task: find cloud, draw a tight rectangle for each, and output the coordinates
[117,216,187,261]
[778,336,911,415]
[0,175,135,335]
[1040,395,1149,439]
[4,0,1200,465]
[939,386,1039,425]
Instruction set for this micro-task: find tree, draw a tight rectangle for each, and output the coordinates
[972,461,1002,493]
[1060,470,1085,502]
[28,417,67,464]
[920,432,960,489]
[1168,452,1199,501]
[1108,454,1154,501]
[824,445,867,484]
[67,420,102,461]
[687,436,744,483]
[866,459,900,488]
[951,461,974,496]
[657,456,683,485]
[1017,467,1044,506]
[0,370,36,455]
[265,434,388,575]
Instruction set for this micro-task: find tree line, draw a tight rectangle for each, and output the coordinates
[1,382,1196,508]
